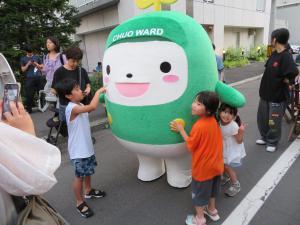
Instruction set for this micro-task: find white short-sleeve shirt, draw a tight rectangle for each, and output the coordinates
[65,102,94,159]
[221,120,246,165]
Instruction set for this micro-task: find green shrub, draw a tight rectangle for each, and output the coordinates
[223,47,244,61]
[247,45,267,61]
[223,47,249,68]
[89,72,103,95]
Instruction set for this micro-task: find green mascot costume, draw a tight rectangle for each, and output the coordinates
[102,9,245,187]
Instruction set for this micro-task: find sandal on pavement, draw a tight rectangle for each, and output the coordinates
[85,188,106,199]
[185,214,206,225]
[204,206,220,221]
[76,202,94,218]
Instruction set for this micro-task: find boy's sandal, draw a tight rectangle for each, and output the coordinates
[76,202,94,218]
[185,214,206,225]
[85,188,106,198]
[204,206,220,221]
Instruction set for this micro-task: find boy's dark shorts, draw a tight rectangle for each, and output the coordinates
[191,176,221,207]
[71,155,97,177]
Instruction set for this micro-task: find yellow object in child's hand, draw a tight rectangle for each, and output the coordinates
[170,118,186,132]
[173,118,186,127]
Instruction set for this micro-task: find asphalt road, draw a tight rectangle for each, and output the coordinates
[43,77,300,225]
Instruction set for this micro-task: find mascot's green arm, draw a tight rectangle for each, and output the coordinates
[215,81,246,108]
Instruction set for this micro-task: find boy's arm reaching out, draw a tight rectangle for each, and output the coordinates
[72,87,106,117]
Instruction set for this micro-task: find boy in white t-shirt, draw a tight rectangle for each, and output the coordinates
[55,78,106,218]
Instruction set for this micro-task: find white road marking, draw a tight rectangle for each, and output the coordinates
[222,137,300,225]
[229,74,263,87]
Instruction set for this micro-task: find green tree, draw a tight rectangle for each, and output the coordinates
[0,0,80,71]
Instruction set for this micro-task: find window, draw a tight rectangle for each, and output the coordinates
[256,0,266,11]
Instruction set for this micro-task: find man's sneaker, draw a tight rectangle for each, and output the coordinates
[85,189,106,199]
[221,174,230,186]
[266,146,276,152]
[225,181,241,197]
[256,139,266,145]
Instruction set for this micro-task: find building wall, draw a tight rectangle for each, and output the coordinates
[277,0,300,6]
[183,0,271,54]
[274,18,288,29]
[73,0,273,69]
[224,27,256,50]
[79,29,112,72]
[76,7,118,35]
[276,4,300,44]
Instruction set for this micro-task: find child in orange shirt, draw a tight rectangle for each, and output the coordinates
[171,91,224,225]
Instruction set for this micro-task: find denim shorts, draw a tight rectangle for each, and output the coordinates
[191,176,221,206]
[71,155,97,177]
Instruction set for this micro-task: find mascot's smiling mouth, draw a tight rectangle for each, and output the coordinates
[115,83,150,97]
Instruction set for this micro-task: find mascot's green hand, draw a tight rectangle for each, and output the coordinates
[215,81,246,108]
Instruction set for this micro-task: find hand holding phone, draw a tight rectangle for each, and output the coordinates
[0,101,35,135]
[2,83,20,115]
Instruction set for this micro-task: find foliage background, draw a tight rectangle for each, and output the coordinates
[223,45,268,68]
[223,47,249,68]
[0,0,81,72]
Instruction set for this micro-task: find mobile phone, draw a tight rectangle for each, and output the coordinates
[2,83,19,115]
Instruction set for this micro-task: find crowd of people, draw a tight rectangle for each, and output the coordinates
[1,27,299,225]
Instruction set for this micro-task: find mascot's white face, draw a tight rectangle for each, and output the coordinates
[103,41,188,106]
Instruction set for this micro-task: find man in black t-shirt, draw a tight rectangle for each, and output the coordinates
[256,28,299,152]
[51,47,90,122]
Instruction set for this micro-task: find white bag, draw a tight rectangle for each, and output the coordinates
[0,123,61,196]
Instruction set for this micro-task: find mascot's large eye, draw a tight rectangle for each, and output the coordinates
[106,65,111,75]
[160,62,171,73]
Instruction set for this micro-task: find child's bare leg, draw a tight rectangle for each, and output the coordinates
[224,165,238,183]
[208,197,216,211]
[204,197,220,221]
[84,176,91,194]
[195,206,205,218]
[73,177,84,205]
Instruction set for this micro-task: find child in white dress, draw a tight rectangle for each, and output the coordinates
[219,103,246,197]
